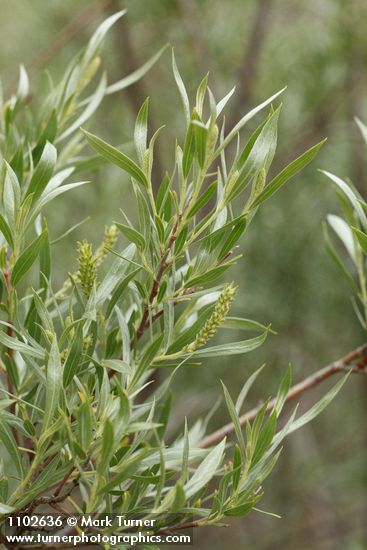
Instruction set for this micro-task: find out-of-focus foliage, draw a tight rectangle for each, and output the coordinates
[0,1,366,548]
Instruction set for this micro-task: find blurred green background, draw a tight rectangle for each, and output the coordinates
[1,0,367,548]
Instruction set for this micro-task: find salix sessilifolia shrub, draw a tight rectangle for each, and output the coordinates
[0,11,348,542]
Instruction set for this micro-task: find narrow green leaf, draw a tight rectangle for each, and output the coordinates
[218,217,247,259]
[105,267,140,319]
[232,445,242,490]
[106,44,168,95]
[115,307,131,365]
[63,322,84,387]
[223,317,270,334]
[76,402,93,451]
[216,86,236,118]
[355,116,367,146]
[115,222,145,251]
[215,87,286,157]
[95,244,136,309]
[287,372,350,434]
[101,359,131,375]
[327,214,356,264]
[252,140,326,208]
[17,64,29,98]
[157,392,172,439]
[0,213,14,249]
[0,502,14,514]
[323,222,358,292]
[184,439,226,498]
[133,334,164,384]
[27,142,57,202]
[11,230,47,286]
[224,501,256,517]
[274,366,292,417]
[187,181,217,218]
[82,10,126,68]
[235,365,266,414]
[39,218,51,288]
[171,483,186,512]
[3,162,20,226]
[58,73,107,142]
[184,263,235,287]
[321,170,367,228]
[42,337,62,433]
[252,411,277,466]
[0,415,24,478]
[98,419,115,473]
[228,107,280,201]
[187,331,268,358]
[172,50,190,125]
[351,226,367,255]
[0,331,44,360]
[82,129,148,188]
[182,122,195,178]
[32,111,58,164]
[222,382,246,460]
[134,97,149,163]
[32,290,54,333]
[195,73,209,117]
[10,143,24,182]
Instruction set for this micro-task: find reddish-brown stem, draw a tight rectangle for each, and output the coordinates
[53,465,76,498]
[198,343,367,449]
[157,519,204,536]
[135,218,180,342]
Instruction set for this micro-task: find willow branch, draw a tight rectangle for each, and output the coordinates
[198,343,367,449]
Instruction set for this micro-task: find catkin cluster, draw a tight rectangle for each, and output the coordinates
[77,240,97,297]
[94,224,119,267]
[184,283,237,353]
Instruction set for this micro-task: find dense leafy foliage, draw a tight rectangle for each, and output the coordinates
[0,13,348,545]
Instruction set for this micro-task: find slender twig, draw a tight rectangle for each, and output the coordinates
[53,465,77,497]
[157,519,204,536]
[13,476,80,537]
[135,217,181,342]
[139,287,196,328]
[198,343,367,449]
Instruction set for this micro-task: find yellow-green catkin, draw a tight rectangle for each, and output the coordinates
[183,283,237,353]
[77,240,97,297]
[82,334,93,355]
[56,225,117,300]
[225,170,240,200]
[142,149,151,177]
[61,333,92,362]
[245,168,266,212]
[94,224,118,267]
[204,123,219,170]
[76,56,101,94]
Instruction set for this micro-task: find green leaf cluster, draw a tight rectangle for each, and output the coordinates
[0,12,345,544]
